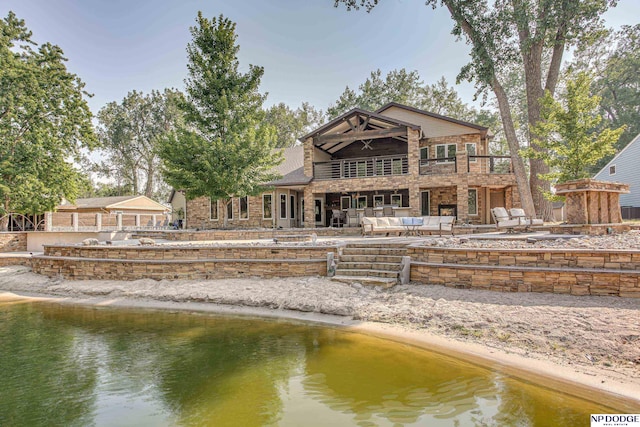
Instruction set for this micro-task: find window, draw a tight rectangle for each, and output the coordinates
[609,164,616,175]
[340,196,351,210]
[420,147,429,163]
[357,161,366,177]
[356,196,367,209]
[279,194,287,219]
[263,194,273,219]
[227,199,234,220]
[239,196,248,219]
[210,199,218,220]
[290,195,295,219]
[436,144,456,163]
[391,194,402,207]
[466,143,477,162]
[468,189,478,216]
[421,191,430,216]
[373,195,384,207]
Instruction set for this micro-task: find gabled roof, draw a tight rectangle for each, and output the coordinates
[376,102,489,133]
[301,107,420,141]
[57,195,168,212]
[266,146,311,186]
[594,132,640,178]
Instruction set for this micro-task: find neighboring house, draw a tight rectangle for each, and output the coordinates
[186,102,520,229]
[594,133,640,219]
[55,195,169,229]
[168,189,187,226]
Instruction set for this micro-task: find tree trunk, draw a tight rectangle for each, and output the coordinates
[491,79,536,216]
[222,199,229,228]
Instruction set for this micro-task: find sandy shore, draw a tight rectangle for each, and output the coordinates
[1,264,639,408]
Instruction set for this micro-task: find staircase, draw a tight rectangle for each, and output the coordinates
[332,242,408,288]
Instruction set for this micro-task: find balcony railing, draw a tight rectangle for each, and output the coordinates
[314,155,408,180]
[468,155,513,173]
[419,157,457,175]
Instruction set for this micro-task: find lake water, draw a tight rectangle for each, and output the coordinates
[0,299,625,426]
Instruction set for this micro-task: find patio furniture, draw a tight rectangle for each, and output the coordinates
[382,206,394,216]
[361,216,454,236]
[330,209,344,227]
[363,207,374,217]
[490,207,524,233]
[346,208,359,227]
[509,208,543,228]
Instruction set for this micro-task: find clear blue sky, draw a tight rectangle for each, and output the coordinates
[3,0,639,115]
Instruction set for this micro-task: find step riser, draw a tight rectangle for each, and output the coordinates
[334,269,398,279]
[342,248,407,256]
[339,255,404,263]
[331,276,397,288]
[337,262,401,271]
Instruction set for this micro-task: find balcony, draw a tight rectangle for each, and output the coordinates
[468,155,513,173]
[314,155,408,180]
[419,157,457,175]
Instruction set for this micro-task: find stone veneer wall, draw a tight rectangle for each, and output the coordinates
[33,244,341,280]
[134,228,361,241]
[0,256,31,267]
[187,195,276,230]
[0,232,27,252]
[408,245,640,298]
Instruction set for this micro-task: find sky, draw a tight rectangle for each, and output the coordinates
[3,0,639,117]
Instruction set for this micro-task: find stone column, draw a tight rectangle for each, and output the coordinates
[303,187,315,229]
[407,128,421,217]
[455,151,469,223]
[555,179,629,224]
[45,212,52,232]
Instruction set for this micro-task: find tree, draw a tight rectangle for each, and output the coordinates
[158,13,282,227]
[94,89,183,199]
[264,102,324,147]
[571,24,640,171]
[0,12,95,229]
[336,0,616,220]
[525,72,624,186]
[327,68,422,118]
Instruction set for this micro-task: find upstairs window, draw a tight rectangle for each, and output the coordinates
[436,144,456,163]
[466,143,477,163]
[609,164,616,176]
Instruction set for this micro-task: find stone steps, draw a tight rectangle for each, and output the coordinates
[339,254,405,263]
[332,243,408,287]
[341,247,407,257]
[331,275,398,288]
[337,261,402,271]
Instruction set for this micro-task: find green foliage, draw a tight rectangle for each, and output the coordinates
[158,13,282,226]
[94,89,183,199]
[572,24,640,171]
[0,11,95,218]
[525,73,624,184]
[264,102,324,147]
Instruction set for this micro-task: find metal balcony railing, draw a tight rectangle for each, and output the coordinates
[467,155,513,173]
[313,155,408,180]
[419,157,457,175]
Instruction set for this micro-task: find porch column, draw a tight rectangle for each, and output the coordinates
[456,182,469,223]
[484,187,491,224]
[135,214,140,227]
[116,213,123,230]
[45,212,53,232]
[72,213,79,231]
[303,187,315,228]
[407,128,421,216]
[96,213,102,231]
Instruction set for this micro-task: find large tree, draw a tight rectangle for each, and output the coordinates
[158,13,282,227]
[526,72,624,185]
[571,24,640,172]
[336,0,616,220]
[0,12,95,229]
[264,102,324,147]
[94,89,183,199]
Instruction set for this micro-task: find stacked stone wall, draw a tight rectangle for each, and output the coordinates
[0,232,27,252]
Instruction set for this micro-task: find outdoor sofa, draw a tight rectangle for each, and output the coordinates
[361,216,455,236]
[491,207,543,232]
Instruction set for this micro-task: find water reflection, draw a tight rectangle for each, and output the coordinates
[0,301,621,427]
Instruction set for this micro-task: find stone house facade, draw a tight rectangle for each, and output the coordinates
[186,102,520,229]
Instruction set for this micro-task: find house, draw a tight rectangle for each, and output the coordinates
[54,195,169,229]
[594,132,640,219]
[185,102,520,229]
[168,189,186,226]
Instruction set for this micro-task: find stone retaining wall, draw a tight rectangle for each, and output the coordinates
[410,263,639,298]
[31,257,326,281]
[134,228,361,241]
[0,232,27,252]
[43,244,340,261]
[407,246,640,270]
[0,256,31,267]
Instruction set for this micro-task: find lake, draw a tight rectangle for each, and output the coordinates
[0,299,624,426]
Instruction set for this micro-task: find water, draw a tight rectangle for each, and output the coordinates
[0,299,627,426]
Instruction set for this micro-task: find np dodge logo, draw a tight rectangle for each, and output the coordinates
[591,414,640,427]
